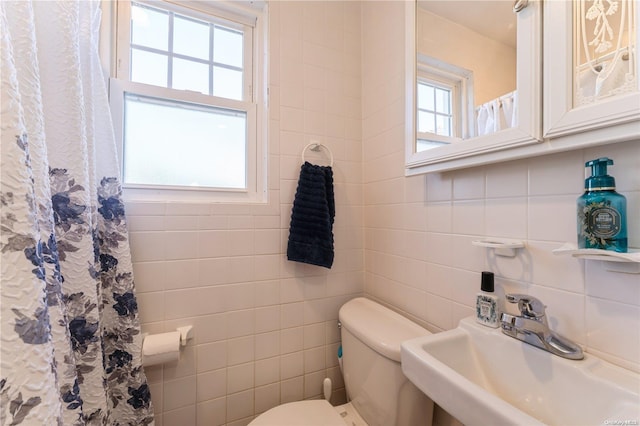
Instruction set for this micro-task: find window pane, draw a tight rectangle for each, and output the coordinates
[131,49,168,87]
[123,94,247,189]
[173,16,210,60]
[213,67,243,100]
[436,114,451,136]
[435,88,450,114]
[131,4,168,51]
[214,27,244,68]
[418,83,435,111]
[418,111,435,133]
[173,58,210,94]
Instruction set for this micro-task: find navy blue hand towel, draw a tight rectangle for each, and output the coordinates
[287,161,335,268]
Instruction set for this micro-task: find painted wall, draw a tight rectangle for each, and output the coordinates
[417,8,516,105]
[127,1,639,426]
[127,2,363,425]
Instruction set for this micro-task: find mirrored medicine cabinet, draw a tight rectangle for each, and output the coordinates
[405,0,640,175]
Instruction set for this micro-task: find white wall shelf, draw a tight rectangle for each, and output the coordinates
[552,243,640,274]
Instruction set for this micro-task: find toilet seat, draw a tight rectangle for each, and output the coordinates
[249,400,347,426]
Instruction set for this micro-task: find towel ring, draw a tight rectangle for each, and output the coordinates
[301,142,334,167]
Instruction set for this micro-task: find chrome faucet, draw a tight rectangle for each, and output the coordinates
[500,294,584,360]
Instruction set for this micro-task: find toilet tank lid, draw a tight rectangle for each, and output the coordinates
[338,297,431,362]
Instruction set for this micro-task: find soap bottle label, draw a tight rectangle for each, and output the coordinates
[479,299,492,318]
[476,294,498,327]
[580,200,625,249]
[588,206,621,238]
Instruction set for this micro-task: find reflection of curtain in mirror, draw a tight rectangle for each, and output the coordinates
[476,91,517,136]
[476,102,495,136]
[499,92,517,129]
[574,0,637,106]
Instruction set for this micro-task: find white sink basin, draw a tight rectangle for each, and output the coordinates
[401,317,640,426]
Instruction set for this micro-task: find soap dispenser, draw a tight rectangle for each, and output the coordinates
[577,157,627,253]
[476,271,499,328]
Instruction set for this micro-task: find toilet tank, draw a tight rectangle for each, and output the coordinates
[339,297,433,426]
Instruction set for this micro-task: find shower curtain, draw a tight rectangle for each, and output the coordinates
[1,1,153,424]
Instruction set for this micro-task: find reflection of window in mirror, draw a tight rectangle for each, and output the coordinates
[418,82,452,137]
[416,1,517,141]
[416,55,473,152]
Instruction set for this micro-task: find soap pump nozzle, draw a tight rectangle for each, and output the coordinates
[584,157,615,191]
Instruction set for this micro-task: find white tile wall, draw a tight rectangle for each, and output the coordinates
[127,2,639,425]
[360,4,639,421]
[128,2,363,425]
[360,0,640,374]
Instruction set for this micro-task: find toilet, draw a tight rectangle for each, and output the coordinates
[249,297,434,426]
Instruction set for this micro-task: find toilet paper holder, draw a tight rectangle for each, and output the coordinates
[176,325,193,347]
[142,325,193,347]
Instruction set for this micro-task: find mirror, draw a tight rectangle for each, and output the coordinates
[405,0,542,174]
[417,1,516,146]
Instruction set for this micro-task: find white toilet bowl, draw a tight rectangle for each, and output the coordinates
[249,297,434,426]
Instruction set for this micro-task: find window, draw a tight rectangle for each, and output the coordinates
[109,1,267,201]
[416,54,474,152]
[417,81,453,136]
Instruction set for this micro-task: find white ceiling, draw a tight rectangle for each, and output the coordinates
[417,0,517,48]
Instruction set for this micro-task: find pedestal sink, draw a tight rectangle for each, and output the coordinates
[401,317,640,426]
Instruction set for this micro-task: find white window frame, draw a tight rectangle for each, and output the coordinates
[416,53,474,146]
[107,0,268,203]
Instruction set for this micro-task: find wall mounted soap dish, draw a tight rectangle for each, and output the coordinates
[472,238,525,257]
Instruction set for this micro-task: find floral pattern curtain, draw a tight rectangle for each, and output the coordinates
[0,1,153,424]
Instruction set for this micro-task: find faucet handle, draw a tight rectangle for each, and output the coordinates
[505,293,546,319]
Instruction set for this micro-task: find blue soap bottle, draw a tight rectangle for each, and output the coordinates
[577,157,627,252]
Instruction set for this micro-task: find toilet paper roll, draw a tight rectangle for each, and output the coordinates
[142,331,180,367]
